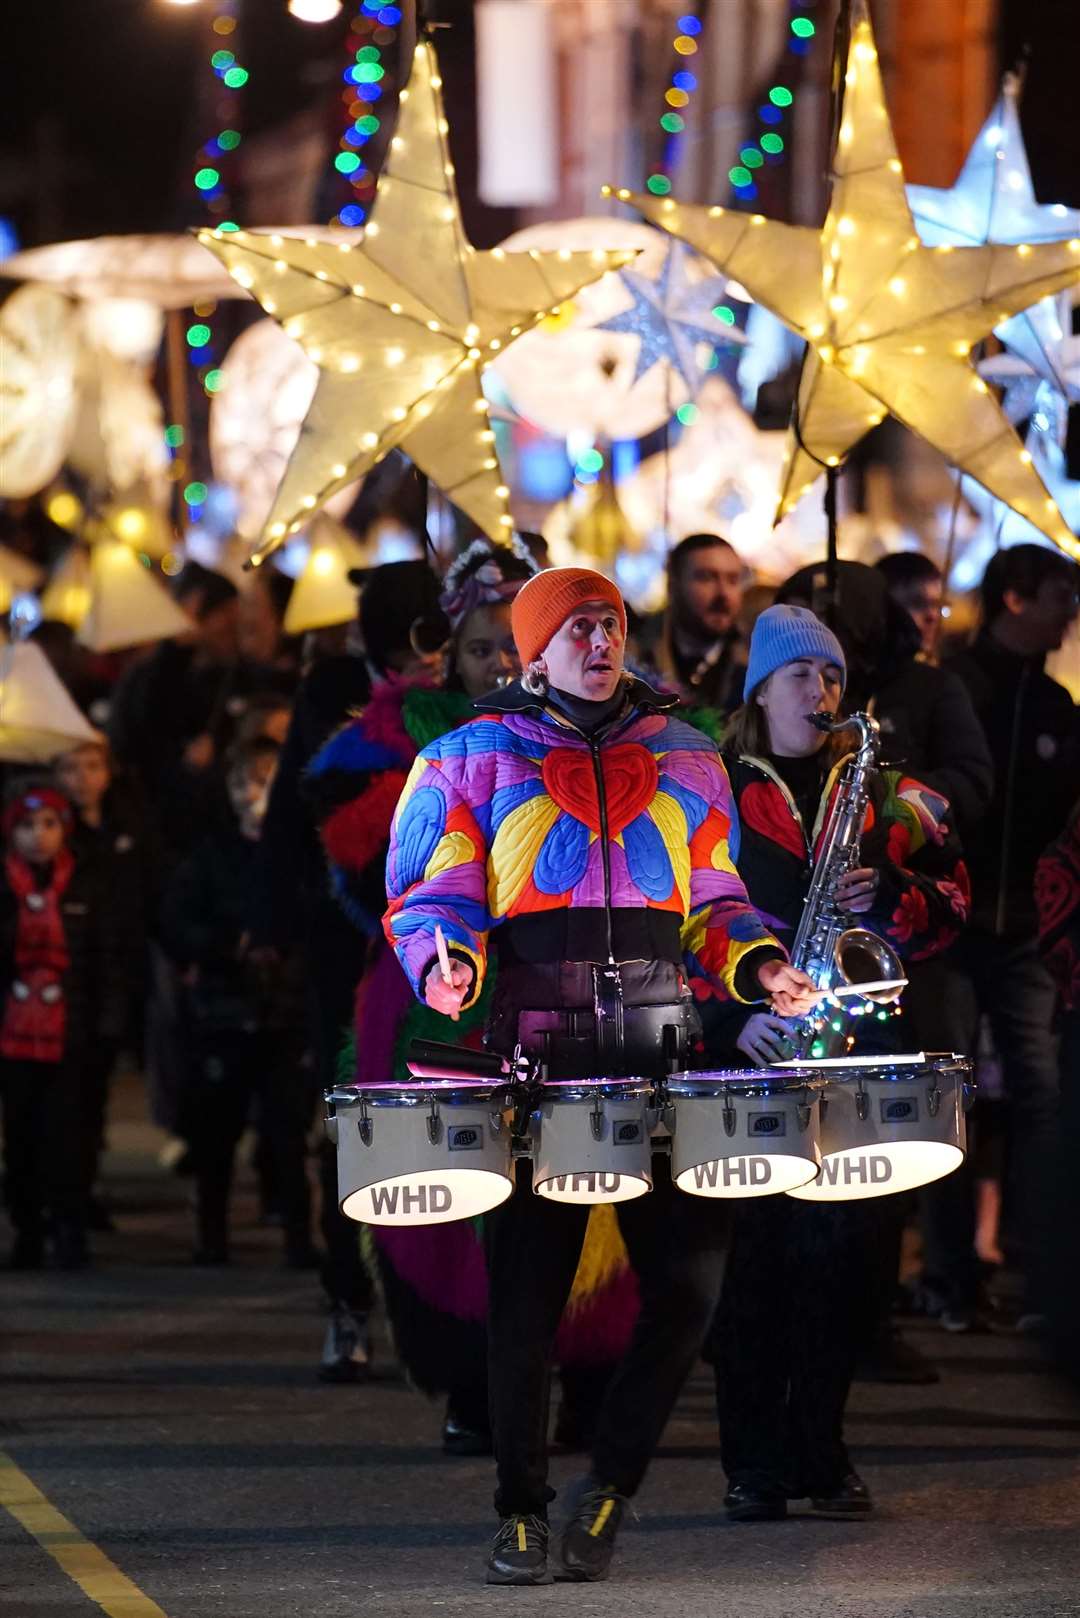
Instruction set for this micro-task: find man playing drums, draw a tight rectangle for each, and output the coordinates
[383,566,816,1585]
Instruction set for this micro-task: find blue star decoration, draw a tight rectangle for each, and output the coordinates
[592,241,745,393]
[909,72,1080,446]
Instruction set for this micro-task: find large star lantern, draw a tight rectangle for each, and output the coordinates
[199,42,636,564]
[909,74,1080,446]
[611,0,1080,559]
[593,241,745,391]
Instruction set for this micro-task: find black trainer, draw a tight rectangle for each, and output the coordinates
[724,1482,788,1522]
[559,1478,625,1582]
[808,1472,874,1518]
[485,1514,549,1585]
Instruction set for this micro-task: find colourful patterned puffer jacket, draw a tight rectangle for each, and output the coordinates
[383,678,782,1005]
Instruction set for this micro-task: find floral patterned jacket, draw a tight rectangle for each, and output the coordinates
[698,748,970,1050]
[383,678,784,1009]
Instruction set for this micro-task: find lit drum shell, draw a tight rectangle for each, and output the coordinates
[785,1055,972,1203]
[531,1081,654,1204]
[328,1085,514,1227]
[666,1072,822,1199]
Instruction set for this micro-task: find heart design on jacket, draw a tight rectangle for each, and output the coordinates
[541,744,659,839]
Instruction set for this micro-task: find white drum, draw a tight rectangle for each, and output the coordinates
[327,1082,515,1226]
[784,1053,973,1202]
[530,1080,655,1204]
[665,1071,822,1198]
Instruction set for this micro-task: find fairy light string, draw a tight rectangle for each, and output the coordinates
[333,0,403,226]
[646,10,703,198]
[729,1,817,203]
[172,1,249,525]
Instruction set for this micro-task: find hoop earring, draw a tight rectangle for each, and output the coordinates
[522,663,549,697]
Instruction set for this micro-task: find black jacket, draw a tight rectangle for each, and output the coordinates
[946,631,1080,935]
[249,654,372,955]
[776,561,993,833]
[637,614,748,716]
[871,659,994,834]
[161,823,304,1036]
[69,776,160,977]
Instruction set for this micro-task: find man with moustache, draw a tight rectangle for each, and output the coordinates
[640,533,748,714]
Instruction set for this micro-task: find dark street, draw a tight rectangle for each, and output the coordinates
[3,1073,1080,1618]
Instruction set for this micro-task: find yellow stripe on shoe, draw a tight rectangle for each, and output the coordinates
[517,1520,528,1553]
[588,1499,615,1537]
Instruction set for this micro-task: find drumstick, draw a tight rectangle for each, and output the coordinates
[434,923,453,987]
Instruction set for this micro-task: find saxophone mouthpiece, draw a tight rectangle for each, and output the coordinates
[807,712,836,732]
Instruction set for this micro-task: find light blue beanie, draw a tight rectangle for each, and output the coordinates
[743,604,846,701]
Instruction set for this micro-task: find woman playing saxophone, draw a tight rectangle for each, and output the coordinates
[698,605,970,1524]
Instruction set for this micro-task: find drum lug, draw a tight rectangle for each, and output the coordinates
[324,1091,339,1147]
[427,1097,443,1146]
[722,1100,737,1138]
[357,1099,373,1149]
[590,1098,605,1142]
[855,1084,870,1124]
[927,1084,942,1118]
[962,1080,976,1114]
[659,1103,676,1136]
[797,1102,812,1133]
[488,1109,503,1137]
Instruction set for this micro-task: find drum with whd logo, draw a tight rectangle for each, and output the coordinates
[530,1080,655,1204]
[784,1053,973,1203]
[664,1070,823,1198]
[327,1081,515,1226]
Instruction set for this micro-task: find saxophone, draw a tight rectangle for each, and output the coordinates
[780,712,907,1062]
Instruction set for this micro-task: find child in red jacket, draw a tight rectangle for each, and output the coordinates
[0,782,123,1269]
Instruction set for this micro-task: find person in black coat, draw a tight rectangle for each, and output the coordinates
[248,559,443,1371]
[53,737,158,1223]
[161,736,314,1266]
[945,544,1080,1322]
[0,782,125,1269]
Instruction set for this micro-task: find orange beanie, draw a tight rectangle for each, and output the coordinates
[510,567,626,668]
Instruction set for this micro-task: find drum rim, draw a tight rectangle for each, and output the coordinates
[666,1074,820,1099]
[534,1079,656,1101]
[773,1053,971,1081]
[329,1083,503,1106]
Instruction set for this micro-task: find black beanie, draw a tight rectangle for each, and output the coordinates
[357,559,441,672]
[171,561,239,619]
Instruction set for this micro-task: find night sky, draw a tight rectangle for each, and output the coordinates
[0,0,1078,251]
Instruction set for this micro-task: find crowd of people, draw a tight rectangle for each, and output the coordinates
[3,522,1080,1582]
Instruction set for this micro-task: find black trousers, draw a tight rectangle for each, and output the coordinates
[307,935,375,1313]
[712,1196,869,1495]
[185,1029,312,1252]
[1,1058,85,1234]
[79,1039,118,1203]
[485,1154,730,1518]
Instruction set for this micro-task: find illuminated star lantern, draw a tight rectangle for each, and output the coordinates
[909,73,1080,445]
[960,422,1080,556]
[592,241,745,391]
[612,0,1080,559]
[198,41,636,565]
